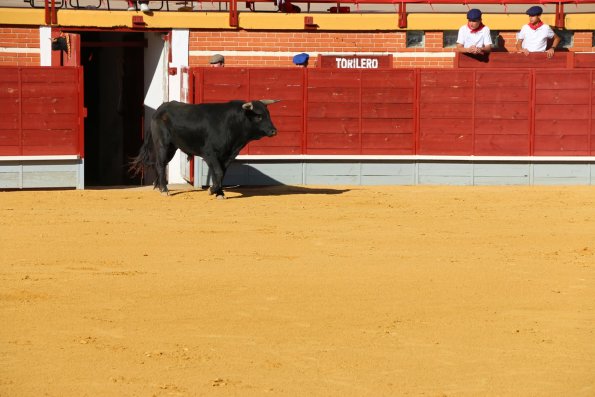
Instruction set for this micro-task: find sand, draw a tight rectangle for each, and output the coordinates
[1,184,594,396]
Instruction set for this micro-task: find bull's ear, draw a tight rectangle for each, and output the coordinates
[259,99,281,106]
[242,102,254,110]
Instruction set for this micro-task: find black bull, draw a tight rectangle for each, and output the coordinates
[129,99,280,198]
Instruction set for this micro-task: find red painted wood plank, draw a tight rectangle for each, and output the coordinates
[575,53,595,68]
[535,71,591,89]
[308,70,360,87]
[21,68,79,83]
[419,103,472,118]
[22,98,79,114]
[0,100,20,113]
[535,89,591,105]
[21,84,79,98]
[361,119,414,134]
[0,71,19,83]
[475,103,530,119]
[22,144,79,156]
[419,87,473,104]
[22,114,78,130]
[420,71,474,88]
[202,86,249,102]
[0,146,20,156]
[307,87,360,103]
[246,145,302,155]
[361,70,415,88]
[534,104,590,120]
[202,69,248,84]
[249,69,303,85]
[535,119,590,135]
[361,133,414,151]
[418,133,473,155]
[474,119,529,135]
[251,85,303,101]
[0,83,20,98]
[474,135,530,155]
[0,130,21,146]
[362,88,413,103]
[307,118,359,134]
[361,103,413,118]
[457,52,568,69]
[23,129,77,145]
[0,114,19,130]
[475,87,530,102]
[307,102,355,118]
[534,135,591,155]
[269,115,303,131]
[475,71,530,88]
[420,118,472,134]
[266,101,303,117]
[306,132,359,150]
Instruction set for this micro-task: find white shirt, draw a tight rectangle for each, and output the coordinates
[517,24,555,52]
[456,24,493,49]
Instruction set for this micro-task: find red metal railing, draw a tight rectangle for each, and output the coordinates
[38,0,595,28]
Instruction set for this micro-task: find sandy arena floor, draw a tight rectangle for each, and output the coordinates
[1,184,594,396]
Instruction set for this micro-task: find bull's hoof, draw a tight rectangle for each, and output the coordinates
[160,190,170,196]
[215,194,226,200]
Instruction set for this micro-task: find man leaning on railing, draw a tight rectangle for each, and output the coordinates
[455,9,493,55]
[516,6,561,59]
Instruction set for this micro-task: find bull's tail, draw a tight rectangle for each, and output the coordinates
[128,128,155,178]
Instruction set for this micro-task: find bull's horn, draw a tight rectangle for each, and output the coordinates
[242,102,254,110]
[259,99,281,105]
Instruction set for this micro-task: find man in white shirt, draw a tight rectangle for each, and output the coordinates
[456,9,493,55]
[516,6,561,58]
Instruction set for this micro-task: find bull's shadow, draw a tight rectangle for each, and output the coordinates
[224,185,351,198]
[168,163,351,198]
[168,184,350,198]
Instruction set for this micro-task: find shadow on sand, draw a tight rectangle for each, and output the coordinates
[168,185,351,198]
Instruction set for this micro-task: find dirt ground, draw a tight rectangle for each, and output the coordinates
[1,184,594,396]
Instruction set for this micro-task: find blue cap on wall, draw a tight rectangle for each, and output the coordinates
[466,9,482,20]
[526,6,543,16]
[292,53,309,65]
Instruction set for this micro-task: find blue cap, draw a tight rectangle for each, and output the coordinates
[292,53,309,65]
[526,6,543,16]
[466,9,482,20]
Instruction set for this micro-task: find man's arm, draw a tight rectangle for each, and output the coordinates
[516,38,529,55]
[546,32,561,58]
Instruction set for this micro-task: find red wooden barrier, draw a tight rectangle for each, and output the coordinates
[0,67,84,156]
[193,67,595,157]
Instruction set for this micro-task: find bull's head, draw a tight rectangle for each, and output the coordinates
[242,100,281,137]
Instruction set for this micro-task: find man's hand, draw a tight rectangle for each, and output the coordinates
[467,45,483,55]
[518,48,530,56]
[546,48,555,58]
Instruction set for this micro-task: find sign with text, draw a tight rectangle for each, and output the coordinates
[318,55,393,69]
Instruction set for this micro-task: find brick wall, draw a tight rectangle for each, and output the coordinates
[0,27,40,66]
[189,29,594,68]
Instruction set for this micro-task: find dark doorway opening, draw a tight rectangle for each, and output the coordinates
[81,31,146,186]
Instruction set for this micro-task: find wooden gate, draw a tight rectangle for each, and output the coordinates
[0,66,85,157]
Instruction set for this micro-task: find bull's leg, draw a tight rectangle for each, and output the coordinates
[154,145,169,194]
[204,156,226,198]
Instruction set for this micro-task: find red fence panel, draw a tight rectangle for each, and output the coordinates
[191,67,595,157]
[418,70,474,155]
[0,67,84,157]
[360,69,415,155]
[474,70,531,155]
[534,70,593,155]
